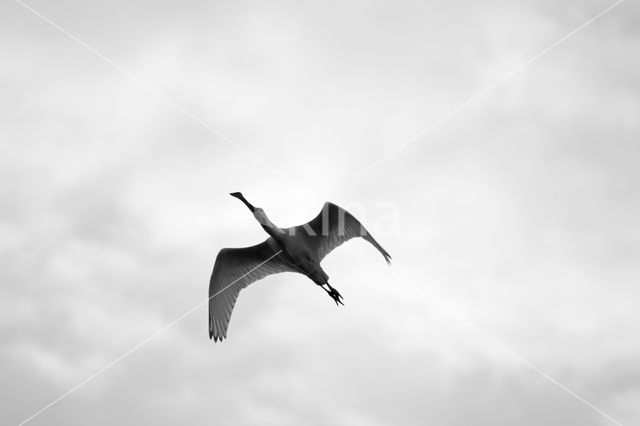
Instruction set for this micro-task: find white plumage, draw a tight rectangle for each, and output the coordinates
[209,193,391,342]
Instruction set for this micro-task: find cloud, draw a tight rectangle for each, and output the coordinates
[2,0,638,425]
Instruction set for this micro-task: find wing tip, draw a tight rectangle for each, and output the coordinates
[211,333,226,342]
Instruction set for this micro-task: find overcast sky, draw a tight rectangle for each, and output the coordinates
[1,0,639,425]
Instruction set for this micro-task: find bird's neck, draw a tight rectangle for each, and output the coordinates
[253,210,285,240]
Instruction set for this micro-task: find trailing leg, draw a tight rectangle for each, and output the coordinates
[321,282,344,306]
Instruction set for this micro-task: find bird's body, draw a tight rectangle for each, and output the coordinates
[208,193,391,341]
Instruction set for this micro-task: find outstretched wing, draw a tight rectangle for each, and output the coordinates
[208,238,297,342]
[291,202,391,264]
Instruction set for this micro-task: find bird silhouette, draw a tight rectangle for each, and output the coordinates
[208,192,392,341]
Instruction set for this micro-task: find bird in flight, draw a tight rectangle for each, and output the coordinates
[208,192,391,341]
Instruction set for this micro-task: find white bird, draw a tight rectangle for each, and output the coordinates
[208,192,391,341]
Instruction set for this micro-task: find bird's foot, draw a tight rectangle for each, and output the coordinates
[326,286,344,306]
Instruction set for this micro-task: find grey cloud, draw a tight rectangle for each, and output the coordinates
[2,0,638,425]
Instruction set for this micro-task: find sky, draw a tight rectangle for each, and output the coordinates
[1,0,639,424]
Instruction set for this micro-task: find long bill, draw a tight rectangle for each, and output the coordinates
[230,192,256,212]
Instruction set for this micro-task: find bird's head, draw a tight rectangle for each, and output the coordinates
[230,192,256,212]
